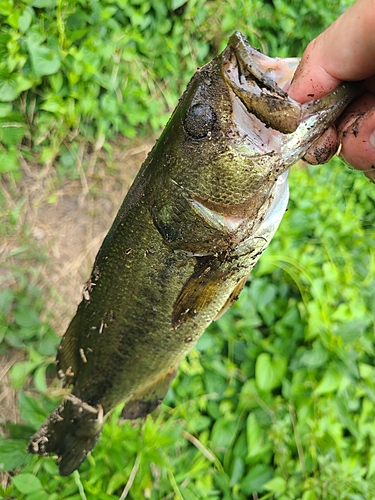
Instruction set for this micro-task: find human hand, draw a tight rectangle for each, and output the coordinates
[288,0,375,182]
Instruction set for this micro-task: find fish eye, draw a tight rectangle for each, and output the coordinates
[184,103,216,139]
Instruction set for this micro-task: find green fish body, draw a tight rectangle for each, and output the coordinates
[28,32,359,475]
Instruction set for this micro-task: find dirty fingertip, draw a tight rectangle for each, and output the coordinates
[302,126,338,165]
[338,108,375,171]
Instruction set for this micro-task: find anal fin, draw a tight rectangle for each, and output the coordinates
[121,365,178,420]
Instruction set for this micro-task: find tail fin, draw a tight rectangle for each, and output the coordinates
[28,394,103,476]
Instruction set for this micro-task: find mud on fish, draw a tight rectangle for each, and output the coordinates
[28,32,359,475]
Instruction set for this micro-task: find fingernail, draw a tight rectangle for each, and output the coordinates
[369,130,375,150]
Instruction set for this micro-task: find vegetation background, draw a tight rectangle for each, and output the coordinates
[1,0,375,499]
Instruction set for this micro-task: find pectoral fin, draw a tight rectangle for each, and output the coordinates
[172,259,230,329]
[121,365,178,420]
[214,275,248,321]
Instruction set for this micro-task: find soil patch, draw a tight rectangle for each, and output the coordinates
[4,138,154,328]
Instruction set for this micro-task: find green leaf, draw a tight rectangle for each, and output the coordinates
[315,367,342,395]
[0,149,19,174]
[255,353,286,392]
[10,361,39,389]
[231,456,245,485]
[367,454,375,478]
[0,33,11,59]
[299,341,329,368]
[12,474,42,494]
[25,28,45,47]
[40,95,67,114]
[0,70,19,102]
[0,103,12,118]
[6,423,35,441]
[0,439,31,471]
[210,418,237,449]
[19,6,34,33]
[0,288,13,314]
[13,307,40,328]
[302,491,318,500]
[8,11,20,29]
[18,392,52,429]
[359,363,375,380]
[335,318,371,343]
[16,74,34,94]
[0,123,25,147]
[32,0,55,7]
[28,43,61,78]
[241,464,273,494]
[0,0,13,16]
[188,414,211,433]
[25,491,49,500]
[264,476,287,492]
[256,353,274,391]
[106,471,125,495]
[171,0,187,9]
[49,72,63,93]
[246,413,271,461]
[33,364,48,392]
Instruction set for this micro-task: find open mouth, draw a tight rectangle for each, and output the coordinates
[222,32,301,134]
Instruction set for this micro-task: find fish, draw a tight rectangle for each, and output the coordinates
[28,32,360,476]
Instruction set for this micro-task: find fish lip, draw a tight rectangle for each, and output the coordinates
[220,40,284,154]
[221,43,254,102]
[222,32,289,99]
[222,32,302,134]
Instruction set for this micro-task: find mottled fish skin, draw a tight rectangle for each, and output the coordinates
[28,32,360,475]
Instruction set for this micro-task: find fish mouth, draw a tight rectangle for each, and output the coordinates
[222,32,361,140]
[222,32,301,134]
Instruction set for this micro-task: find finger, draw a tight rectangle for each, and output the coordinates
[288,0,375,103]
[337,93,375,172]
[288,39,341,103]
[303,126,338,164]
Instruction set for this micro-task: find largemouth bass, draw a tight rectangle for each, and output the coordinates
[28,32,359,475]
